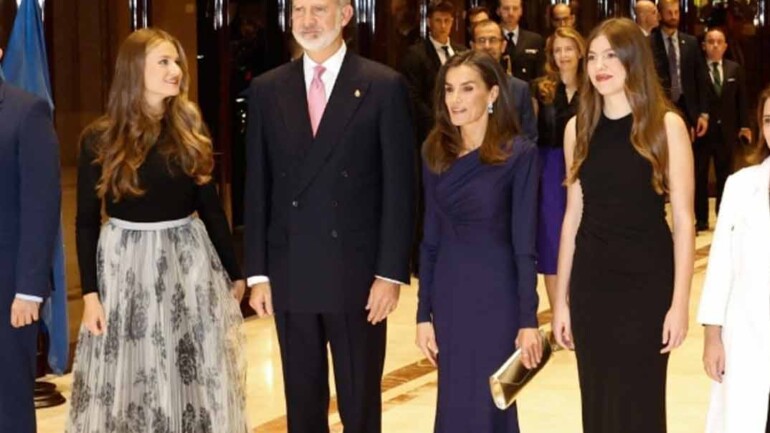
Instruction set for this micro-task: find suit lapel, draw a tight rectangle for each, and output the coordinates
[292,52,369,196]
[0,80,6,114]
[276,60,314,157]
[425,39,441,72]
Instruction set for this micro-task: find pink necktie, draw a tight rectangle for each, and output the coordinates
[308,65,327,137]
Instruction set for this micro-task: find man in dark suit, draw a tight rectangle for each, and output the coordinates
[400,0,464,145]
[470,19,538,143]
[244,1,415,432]
[696,28,750,226]
[650,0,710,141]
[0,48,61,433]
[497,0,545,82]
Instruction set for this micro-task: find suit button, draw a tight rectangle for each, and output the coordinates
[292,200,299,208]
[330,230,338,239]
[331,200,338,208]
[341,170,349,178]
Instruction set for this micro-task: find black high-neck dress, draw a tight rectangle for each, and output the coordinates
[570,113,674,433]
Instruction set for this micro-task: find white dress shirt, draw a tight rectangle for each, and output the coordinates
[501,26,519,46]
[429,35,455,65]
[708,59,723,86]
[247,42,406,288]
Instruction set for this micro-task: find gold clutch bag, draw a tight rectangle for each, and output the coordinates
[489,330,555,410]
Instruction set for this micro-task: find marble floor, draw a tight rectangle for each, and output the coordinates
[38,212,718,433]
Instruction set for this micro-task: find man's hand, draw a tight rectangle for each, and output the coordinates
[231,279,246,303]
[696,115,709,138]
[366,279,400,324]
[10,298,41,328]
[249,282,274,318]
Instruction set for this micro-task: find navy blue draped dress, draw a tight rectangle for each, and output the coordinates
[418,137,540,433]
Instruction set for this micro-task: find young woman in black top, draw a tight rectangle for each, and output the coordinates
[65,29,247,433]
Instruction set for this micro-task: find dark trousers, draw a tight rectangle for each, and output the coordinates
[694,125,733,225]
[275,311,387,433]
[0,297,38,433]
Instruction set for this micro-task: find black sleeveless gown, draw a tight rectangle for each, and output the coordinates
[570,113,674,433]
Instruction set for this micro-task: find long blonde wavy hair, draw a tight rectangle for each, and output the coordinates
[535,27,585,104]
[84,28,213,202]
[566,18,675,194]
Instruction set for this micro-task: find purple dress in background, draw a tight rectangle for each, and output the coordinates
[534,81,577,274]
[418,137,540,433]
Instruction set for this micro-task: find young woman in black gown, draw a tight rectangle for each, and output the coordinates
[552,18,695,433]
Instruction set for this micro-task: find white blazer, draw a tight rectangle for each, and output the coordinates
[698,156,770,433]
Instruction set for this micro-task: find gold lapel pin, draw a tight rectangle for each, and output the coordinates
[354,89,361,98]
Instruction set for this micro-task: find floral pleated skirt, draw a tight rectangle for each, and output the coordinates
[65,217,248,433]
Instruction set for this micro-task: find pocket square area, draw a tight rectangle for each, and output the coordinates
[525,49,538,54]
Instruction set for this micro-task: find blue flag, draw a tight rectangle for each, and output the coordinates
[3,0,69,375]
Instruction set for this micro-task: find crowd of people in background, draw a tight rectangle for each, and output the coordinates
[2,1,769,433]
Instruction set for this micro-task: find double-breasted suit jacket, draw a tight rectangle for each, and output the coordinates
[0,80,60,433]
[698,157,770,433]
[244,51,416,313]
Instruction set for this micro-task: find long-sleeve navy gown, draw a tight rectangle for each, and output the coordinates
[418,137,540,433]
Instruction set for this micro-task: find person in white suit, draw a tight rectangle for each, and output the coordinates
[698,84,770,433]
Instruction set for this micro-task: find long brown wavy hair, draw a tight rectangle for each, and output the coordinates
[423,50,520,173]
[750,84,770,164]
[83,28,213,202]
[535,27,585,104]
[566,18,675,194]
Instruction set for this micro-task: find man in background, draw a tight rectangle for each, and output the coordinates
[497,0,545,82]
[635,0,659,36]
[470,19,538,143]
[695,28,750,228]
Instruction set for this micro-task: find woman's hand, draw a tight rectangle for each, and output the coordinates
[552,302,574,350]
[416,322,439,366]
[702,325,725,383]
[230,279,246,303]
[661,302,689,354]
[81,293,107,336]
[516,328,544,369]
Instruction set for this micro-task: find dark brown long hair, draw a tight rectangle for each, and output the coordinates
[751,85,770,164]
[566,18,675,194]
[535,27,586,104]
[83,28,213,202]
[423,50,520,173]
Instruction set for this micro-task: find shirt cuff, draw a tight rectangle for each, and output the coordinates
[375,275,408,286]
[15,294,44,303]
[247,275,270,287]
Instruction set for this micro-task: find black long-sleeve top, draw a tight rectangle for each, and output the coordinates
[535,81,578,149]
[76,131,242,296]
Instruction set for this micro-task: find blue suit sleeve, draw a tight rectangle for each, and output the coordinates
[417,163,439,323]
[16,99,61,299]
[517,83,538,144]
[511,143,539,328]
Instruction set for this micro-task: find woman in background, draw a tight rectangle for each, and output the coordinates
[531,26,585,307]
[552,18,694,433]
[66,28,247,433]
[698,85,770,433]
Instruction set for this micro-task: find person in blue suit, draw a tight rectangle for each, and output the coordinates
[0,47,61,433]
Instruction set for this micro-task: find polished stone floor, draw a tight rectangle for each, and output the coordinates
[37,205,718,433]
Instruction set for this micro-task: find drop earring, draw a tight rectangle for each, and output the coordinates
[487,102,494,114]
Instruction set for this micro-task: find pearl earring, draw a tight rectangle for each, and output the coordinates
[487,102,494,114]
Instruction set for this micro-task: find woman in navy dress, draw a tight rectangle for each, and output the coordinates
[416,50,542,433]
[552,19,694,432]
[531,27,585,306]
